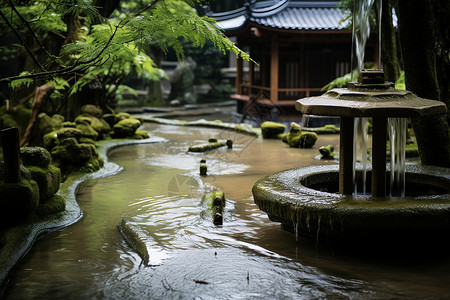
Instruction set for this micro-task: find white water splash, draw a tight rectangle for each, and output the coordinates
[388,118,407,197]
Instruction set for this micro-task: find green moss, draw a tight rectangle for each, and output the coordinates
[201,190,226,225]
[36,194,65,217]
[21,147,52,168]
[319,145,337,159]
[261,121,286,139]
[304,124,340,134]
[42,131,59,150]
[188,141,227,152]
[80,104,103,117]
[26,165,61,200]
[76,120,99,140]
[131,130,150,140]
[112,118,141,138]
[75,114,111,137]
[0,179,39,223]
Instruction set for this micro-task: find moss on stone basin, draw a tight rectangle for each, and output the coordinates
[252,165,450,245]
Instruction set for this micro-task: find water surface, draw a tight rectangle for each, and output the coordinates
[5,122,450,299]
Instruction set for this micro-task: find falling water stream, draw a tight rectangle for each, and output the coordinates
[4,119,450,299]
[388,118,407,197]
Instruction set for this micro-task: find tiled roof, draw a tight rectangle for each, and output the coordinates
[208,0,348,31]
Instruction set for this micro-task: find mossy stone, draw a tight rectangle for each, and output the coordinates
[261,121,286,139]
[201,190,226,225]
[319,145,336,159]
[112,118,141,138]
[42,131,59,150]
[76,120,99,140]
[80,104,102,118]
[51,138,92,164]
[26,165,61,200]
[298,132,318,148]
[21,146,52,168]
[55,127,84,140]
[75,114,111,136]
[188,141,227,152]
[0,179,39,221]
[37,113,64,136]
[37,194,66,217]
[131,130,149,140]
[289,122,302,134]
[115,112,131,123]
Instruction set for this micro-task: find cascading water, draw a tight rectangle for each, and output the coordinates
[351,0,377,80]
[388,118,407,196]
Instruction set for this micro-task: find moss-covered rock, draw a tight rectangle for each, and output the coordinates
[0,106,31,134]
[37,113,64,137]
[75,119,99,140]
[55,127,84,140]
[51,138,92,164]
[42,131,59,150]
[20,147,52,168]
[80,104,102,118]
[115,112,131,123]
[305,124,340,134]
[298,132,318,148]
[188,141,227,152]
[75,114,111,137]
[112,118,141,138]
[261,121,286,139]
[0,179,39,223]
[36,194,65,217]
[319,145,336,159]
[26,165,61,200]
[201,190,226,225]
[131,130,149,140]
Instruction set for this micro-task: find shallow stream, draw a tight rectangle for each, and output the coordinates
[5,121,450,299]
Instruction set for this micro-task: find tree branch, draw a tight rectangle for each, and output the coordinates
[0,8,45,71]
[7,0,58,66]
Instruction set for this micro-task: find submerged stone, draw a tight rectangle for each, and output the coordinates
[201,190,226,225]
[261,121,286,139]
[319,145,336,159]
[188,141,227,152]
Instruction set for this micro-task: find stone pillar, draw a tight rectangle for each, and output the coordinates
[1,127,21,183]
[372,117,387,197]
[339,117,354,195]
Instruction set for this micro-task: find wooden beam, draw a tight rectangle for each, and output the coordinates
[270,35,279,102]
[1,127,21,183]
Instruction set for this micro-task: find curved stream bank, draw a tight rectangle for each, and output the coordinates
[3,121,450,299]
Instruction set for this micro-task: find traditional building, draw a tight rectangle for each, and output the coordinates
[206,0,377,120]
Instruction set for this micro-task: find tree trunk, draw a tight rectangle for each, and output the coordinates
[397,0,450,167]
[20,83,54,147]
[381,0,400,82]
[432,0,450,123]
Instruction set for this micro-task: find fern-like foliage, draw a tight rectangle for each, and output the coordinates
[2,0,251,105]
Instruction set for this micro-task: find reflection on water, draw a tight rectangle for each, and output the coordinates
[5,122,450,299]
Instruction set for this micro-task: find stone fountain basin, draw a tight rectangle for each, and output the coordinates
[252,165,450,244]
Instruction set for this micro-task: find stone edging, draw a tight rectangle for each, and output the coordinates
[0,136,166,289]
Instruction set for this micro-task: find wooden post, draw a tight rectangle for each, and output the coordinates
[1,127,21,183]
[236,57,243,96]
[372,117,387,197]
[339,117,354,195]
[270,34,279,102]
